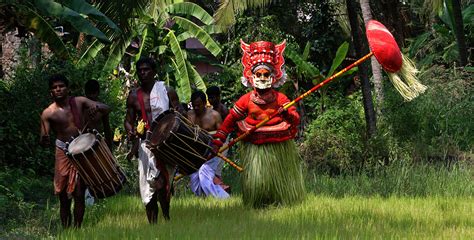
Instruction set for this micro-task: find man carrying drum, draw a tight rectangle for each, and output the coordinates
[40,74,110,228]
[186,90,230,198]
[84,79,113,149]
[124,57,183,224]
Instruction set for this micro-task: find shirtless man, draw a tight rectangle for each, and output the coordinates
[124,57,183,224]
[84,79,113,149]
[206,86,229,119]
[187,91,222,132]
[187,91,230,198]
[40,74,110,228]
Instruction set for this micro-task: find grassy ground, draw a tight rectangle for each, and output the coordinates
[57,194,473,239]
[2,162,472,239]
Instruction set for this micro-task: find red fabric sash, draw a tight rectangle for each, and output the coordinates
[69,97,82,130]
[137,89,150,130]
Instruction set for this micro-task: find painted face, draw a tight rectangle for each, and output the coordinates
[50,81,68,100]
[252,68,273,89]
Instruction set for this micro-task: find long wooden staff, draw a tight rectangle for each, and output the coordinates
[217,52,374,153]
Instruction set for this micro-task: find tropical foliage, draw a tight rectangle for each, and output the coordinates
[1,0,473,238]
[78,1,221,102]
[0,0,118,58]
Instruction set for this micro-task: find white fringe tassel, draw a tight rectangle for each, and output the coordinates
[387,54,427,101]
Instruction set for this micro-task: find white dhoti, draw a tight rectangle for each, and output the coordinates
[138,140,173,205]
[189,156,229,199]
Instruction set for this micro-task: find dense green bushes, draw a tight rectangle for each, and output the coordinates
[300,64,473,174]
[0,44,126,173]
[383,65,473,162]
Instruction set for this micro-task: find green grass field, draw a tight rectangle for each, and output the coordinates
[2,162,472,239]
[57,194,473,239]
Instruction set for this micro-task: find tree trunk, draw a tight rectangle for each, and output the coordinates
[360,0,384,114]
[346,0,377,137]
[29,36,41,67]
[372,0,407,47]
[450,0,467,66]
[0,33,4,79]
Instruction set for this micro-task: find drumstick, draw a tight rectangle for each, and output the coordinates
[216,152,243,172]
[173,153,243,182]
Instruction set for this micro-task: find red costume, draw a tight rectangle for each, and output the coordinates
[213,40,299,145]
[213,39,306,208]
[216,89,299,144]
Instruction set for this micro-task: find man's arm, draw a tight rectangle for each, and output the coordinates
[102,114,113,149]
[220,103,229,119]
[124,91,137,139]
[40,109,51,147]
[166,87,184,114]
[186,110,196,124]
[125,91,139,160]
[79,96,111,116]
[213,110,223,129]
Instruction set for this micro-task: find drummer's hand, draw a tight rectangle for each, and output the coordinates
[127,130,137,140]
[126,136,139,161]
[126,145,138,161]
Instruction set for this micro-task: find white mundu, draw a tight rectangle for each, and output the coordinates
[138,81,171,205]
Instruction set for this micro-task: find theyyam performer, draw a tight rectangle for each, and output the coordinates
[212,40,306,208]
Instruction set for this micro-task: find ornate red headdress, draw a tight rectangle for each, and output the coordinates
[240,39,287,88]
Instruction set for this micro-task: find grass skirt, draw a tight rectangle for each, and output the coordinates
[239,140,306,208]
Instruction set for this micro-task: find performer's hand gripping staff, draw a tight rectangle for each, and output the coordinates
[215,20,427,156]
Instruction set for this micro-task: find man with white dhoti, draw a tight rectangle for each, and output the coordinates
[186,91,230,199]
[125,57,183,224]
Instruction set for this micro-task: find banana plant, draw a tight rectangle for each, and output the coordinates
[0,0,118,59]
[286,41,357,113]
[78,1,222,102]
[423,0,470,66]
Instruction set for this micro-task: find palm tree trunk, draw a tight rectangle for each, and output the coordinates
[360,0,384,114]
[0,33,4,79]
[450,0,467,66]
[346,0,376,137]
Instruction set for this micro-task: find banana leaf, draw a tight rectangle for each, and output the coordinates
[167,30,191,102]
[34,0,110,42]
[172,16,221,56]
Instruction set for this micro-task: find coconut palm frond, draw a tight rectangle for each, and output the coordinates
[214,0,275,29]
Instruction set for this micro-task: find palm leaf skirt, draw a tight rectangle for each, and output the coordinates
[239,140,306,208]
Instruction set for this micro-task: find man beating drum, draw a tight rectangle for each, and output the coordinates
[186,90,230,198]
[40,74,111,228]
[124,57,183,224]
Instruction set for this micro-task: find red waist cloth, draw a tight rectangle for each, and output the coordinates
[54,147,79,195]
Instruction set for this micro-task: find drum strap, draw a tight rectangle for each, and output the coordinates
[137,89,150,130]
[69,97,82,130]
